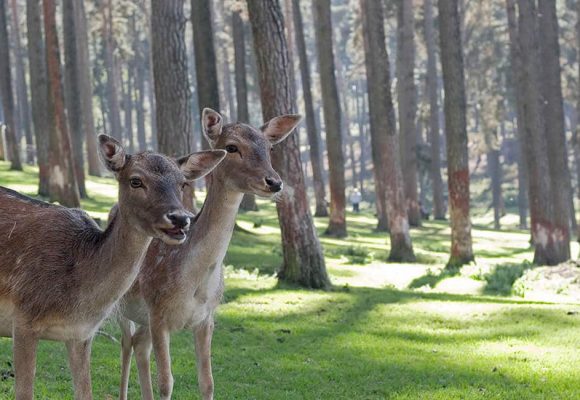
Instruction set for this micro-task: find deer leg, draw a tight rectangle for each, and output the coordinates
[12,325,38,400]
[66,338,94,400]
[133,324,154,400]
[118,317,135,400]
[151,321,173,400]
[193,319,215,400]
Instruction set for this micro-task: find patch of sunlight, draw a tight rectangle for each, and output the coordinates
[236,219,280,235]
[223,290,344,317]
[409,301,507,318]
[432,276,486,295]
[327,260,432,289]
[85,179,117,199]
[477,340,554,358]
[5,183,37,195]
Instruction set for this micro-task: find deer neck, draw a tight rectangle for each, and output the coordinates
[185,174,244,269]
[79,208,152,313]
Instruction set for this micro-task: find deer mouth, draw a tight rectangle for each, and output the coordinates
[159,226,187,242]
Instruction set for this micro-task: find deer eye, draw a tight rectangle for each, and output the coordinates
[225,145,238,153]
[130,178,143,188]
[181,182,189,190]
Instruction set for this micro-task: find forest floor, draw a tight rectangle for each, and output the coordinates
[0,161,578,399]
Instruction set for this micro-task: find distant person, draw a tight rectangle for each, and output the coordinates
[350,187,362,213]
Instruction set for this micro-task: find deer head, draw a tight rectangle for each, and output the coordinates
[201,108,301,196]
[98,135,226,244]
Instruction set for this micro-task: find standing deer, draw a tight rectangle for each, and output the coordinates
[118,108,301,400]
[0,134,226,400]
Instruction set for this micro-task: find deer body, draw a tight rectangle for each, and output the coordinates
[118,109,300,400]
[0,135,225,400]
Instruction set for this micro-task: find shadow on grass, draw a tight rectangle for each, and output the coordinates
[408,268,458,289]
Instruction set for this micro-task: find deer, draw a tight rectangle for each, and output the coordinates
[117,108,301,400]
[0,134,226,400]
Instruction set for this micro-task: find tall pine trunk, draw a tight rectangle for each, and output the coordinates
[26,0,49,194]
[424,0,445,220]
[292,0,328,217]
[396,0,420,226]
[0,0,22,170]
[102,0,122,140]
[77,0,100,176]
[517,0,563,265]
[247,0,330,289]
[537,0,572,261]
[63,0,87,198]
[360,0,415,262]
[506,0,528,230]
[43,0,80,207]
[438,0,473,268]
[135,35,147,151]
[9,0,34,165]
[232,8,258,212]
[313,0,347,237]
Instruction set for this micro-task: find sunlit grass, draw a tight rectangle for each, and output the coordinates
[0,161,579,399]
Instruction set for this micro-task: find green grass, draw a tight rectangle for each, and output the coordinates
[0,161,579,399]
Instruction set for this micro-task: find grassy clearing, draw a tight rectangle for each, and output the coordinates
[0,161,579,399]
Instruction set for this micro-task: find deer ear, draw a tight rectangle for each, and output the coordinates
[177,150,226,181]
[261,114,302,145]
[202,108,224,148]
[98,134,127,173]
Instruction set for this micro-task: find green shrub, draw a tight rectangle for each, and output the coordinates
[484,261,533,295]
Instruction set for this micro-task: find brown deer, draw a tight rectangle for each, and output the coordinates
[117,108,300,400]
[0,135,226,400]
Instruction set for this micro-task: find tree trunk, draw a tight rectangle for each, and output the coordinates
[438,0,473,268]
[537,0,571,260]
[26,0,49,195]
[232,8,258,212]
[63,0,87,198]
[191,0,220,148]
[0,0,22,170]
[123,62,134,154]
[424,0,445,220]
[487,133,501,230]
[576,0,580,243]
[247,0,330,289]
[360,0,415,262]
[135,35,147,151]
[77,0,100,176]
[43,0,80,207]
[396,0,420,226]
[313,0,347,237]
[151,0,193,209]
[356,80,367,195]
[291,0,328,217]
[517,0,563,265]
[102,0,122,141]
[506,0,528,230]
[9,0,33,165]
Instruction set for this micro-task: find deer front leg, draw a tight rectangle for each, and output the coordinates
[151,319,173,400]
[133,324,154,400]
[12,325,38,400]
[193,319,215,400]
[118,317,134,400]
[66,338,93,400]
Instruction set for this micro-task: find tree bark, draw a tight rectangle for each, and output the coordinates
[63,0,87,198]
[43,0,80,207]
[102,0,122,141]
[9,0,34,165]
[517,0,563,265]
[424,0,445,220]
[438,0,473,268]
[292,0,328,217]
[191,0,220,148]
[151,2,192,151]
[313,0,347,237]
[135,35,147,150]
[77,0,100,176]
[506,0,528,230]
[360,0,415,262]
[247,0,330,289]
[537,0,571,260]
[0,0,22,170]
[26,0,49,194]
[123,62,134,154]
[232,8,258,212]
[576,0,580,243]
[396,0,420,226]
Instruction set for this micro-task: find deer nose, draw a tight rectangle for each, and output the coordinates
[166,211,192,229]
[265,177,283,193]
